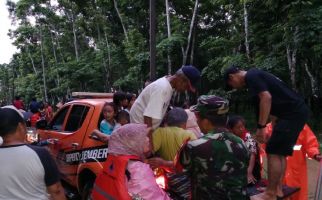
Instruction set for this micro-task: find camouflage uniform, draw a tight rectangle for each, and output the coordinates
[179,128,249,200]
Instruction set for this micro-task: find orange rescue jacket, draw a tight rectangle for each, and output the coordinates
[92,154,141,200]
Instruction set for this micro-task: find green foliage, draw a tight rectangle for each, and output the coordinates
[1,0,322,130]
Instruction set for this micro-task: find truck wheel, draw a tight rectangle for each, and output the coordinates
[81,181,94,200]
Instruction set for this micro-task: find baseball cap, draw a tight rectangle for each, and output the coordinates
[223,65,240,90]
[190,95,229,116]
[180,65,201,92]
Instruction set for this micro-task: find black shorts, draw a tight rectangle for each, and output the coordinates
[266,107,309,156]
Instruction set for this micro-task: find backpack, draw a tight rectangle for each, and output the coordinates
[92,154,141,200]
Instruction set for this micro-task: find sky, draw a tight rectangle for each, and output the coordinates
[0,1,17,65]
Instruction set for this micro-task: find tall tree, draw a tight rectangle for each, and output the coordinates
[183,0,199,65]
[243,0,250,60]
[165,0,172,74]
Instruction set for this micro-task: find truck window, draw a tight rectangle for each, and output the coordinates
[65,105,90,132]
[49,106,70,131]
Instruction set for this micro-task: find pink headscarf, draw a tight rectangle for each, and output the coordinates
[108,123,148,159]
[185,109,203,138]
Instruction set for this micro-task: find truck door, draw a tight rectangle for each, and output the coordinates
[47,104,93,186]
[44,105,71,158]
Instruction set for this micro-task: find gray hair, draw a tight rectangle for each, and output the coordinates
[166,107,188,127]
[175,68,187,78]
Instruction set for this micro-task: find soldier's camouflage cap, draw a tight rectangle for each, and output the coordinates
[190,95,229,116]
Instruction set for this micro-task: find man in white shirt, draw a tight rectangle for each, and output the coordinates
[130,65,201,130]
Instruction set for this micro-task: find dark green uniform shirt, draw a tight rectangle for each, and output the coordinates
[179,129,249,200]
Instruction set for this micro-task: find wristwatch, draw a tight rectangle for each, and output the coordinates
[257,123,266,129]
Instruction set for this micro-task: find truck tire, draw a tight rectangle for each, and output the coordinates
[81,181,94,200]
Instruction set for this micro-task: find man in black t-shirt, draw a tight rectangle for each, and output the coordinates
[224,66,309,200]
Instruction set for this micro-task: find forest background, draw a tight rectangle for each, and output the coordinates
[0,0,321,135]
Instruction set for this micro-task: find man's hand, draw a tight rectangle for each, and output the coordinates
[147,157,175,171]
[147,157,166,169]
[47,182,66,200]
[254,128,269,144]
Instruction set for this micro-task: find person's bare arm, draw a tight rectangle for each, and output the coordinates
[144,116,153,128]
[47,182,66,200]
[91,129,110,142]
[148,157,174,172]
[255,91,271,143]
[147,128,154,154]
[258,91,271,126]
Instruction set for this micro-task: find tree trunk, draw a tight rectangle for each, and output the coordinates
[26,45,38,75]
[39,25,48,102]
[54,31,65,63]
[190,28,196,65]
[183,0,199,65]
[3,68,10,104]
[49,29,60,87]
[50,30,58,65]
[243,0,250,60]
[113,0,128,42]
[286,45,297,90]
[165,0,172,74]
[71,12,79,61]
[10,64,15,102]
[181,46,185,64]
[304,61,318,97]
[286,26,299,91]
[104,31,111,91]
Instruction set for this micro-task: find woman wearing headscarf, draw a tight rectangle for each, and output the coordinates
[92,124,170,200]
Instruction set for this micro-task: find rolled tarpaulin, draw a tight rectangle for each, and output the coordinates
[315,160,322,200]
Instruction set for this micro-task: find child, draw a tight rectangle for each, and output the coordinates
[116,110,130,126]
[113,91,128,112]
[30,103,45,128]
[227,115,261,184]
[124,93,136,113]
[91,102,120,142]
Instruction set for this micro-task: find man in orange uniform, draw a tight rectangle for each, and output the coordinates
[265,123,321,200]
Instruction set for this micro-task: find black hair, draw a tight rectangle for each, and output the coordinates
[15,96,20,100]
[113,92,127,106]
[0,108,24,137]
[38,101,44,110]
[223,65,241,81]
[116,110,130,124]
[202,112,228,127]
[227,115,245,129]
[102,102,117,114]
[126,93,135,102]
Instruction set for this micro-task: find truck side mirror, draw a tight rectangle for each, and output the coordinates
[36,119,48,129]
